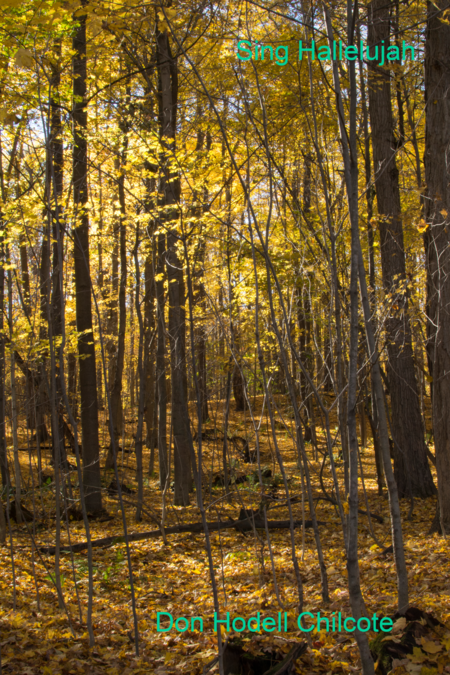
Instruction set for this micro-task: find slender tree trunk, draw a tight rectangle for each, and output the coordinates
[50,44,66,472]
[367,0,435,498]
[324,3,408,614]
[38,202,51,446]
[0,229,8,488]
[68,325,78,420]
[134,229,145,522]
[130,298,135,410]
[105,176,119,400]
[8,269,21,522]
[424,0,450,532]
[144,254,156,456]
[156,235,168,488]
[231,329,247,412]
[157,29,193,505]
[193,121,210,423]
[106,148,128,468]
[97,168,104,410]
[19,232,31,318]
[72,1,102,513]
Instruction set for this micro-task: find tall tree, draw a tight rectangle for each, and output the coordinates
[106,125,128,468]
[72,0,102,513]
[367,0,435,498]
[49,41,66,472]
[157,26,193,505]
[424,0,450,532]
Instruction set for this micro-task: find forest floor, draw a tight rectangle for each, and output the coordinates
[0,398,449,674]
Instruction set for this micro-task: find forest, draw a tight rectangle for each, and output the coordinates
[0,0,450,673]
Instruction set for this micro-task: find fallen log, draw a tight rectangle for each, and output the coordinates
[39,516,322,555]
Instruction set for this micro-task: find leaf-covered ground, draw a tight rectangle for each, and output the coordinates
[1,402,450,674]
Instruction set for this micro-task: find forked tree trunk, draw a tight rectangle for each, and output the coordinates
[367,0,435,498]
[72,1,102,513]
[424,0,450,533]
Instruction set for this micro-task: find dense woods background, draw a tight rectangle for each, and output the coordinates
[1,0,450,673]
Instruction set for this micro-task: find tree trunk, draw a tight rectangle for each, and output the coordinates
[424,0,450,532]
[155,234,168,488]
[0,229,8,487]
[96,169,104,411]
[367,0,435,498]
[50,44,66,472]
[68,321,78,420]
[157,29,193,505]
[105,186,119,399]
[106,148,127,468]
[144,253,156,454]
[72,1,102,513]
[324,3,408,614]
[193,121,210,423]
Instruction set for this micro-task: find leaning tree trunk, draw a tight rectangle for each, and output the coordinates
[72,1,102,514]
[157,29,193,505]
[367,0,435,498]
[424,0,450,532]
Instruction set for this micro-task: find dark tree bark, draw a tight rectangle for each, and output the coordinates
[357,45,385,494]
[68,320,78,420]
[144,253,156,456]
[424,0,450,532]
[155,233,168,488]
[194,246,209,422]
[106,144,128,468]
[232,360,246,412]
[157,29,193,505]
[367,0,435,498]
[105,186,119,398]
[19,232,30,318]
[96,166,105,410]
[36,218,51,447]
[0,235,8,488]
[142,101,158,459]
[192,122,210,423]
[49,44,66,471]
[72,1,102,513]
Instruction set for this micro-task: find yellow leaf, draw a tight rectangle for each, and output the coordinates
[417,219,429,233]
[421,637,442,654]
[14,48,34,69]
[0,109,19,125]
[410,646,427,664]
[440,209,448,218]
[392,617,407,633]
